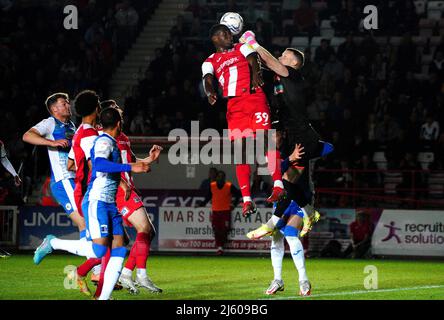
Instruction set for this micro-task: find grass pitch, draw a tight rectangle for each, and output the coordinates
[0,254,443,300]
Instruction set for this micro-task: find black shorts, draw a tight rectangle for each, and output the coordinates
[281,122,322,166]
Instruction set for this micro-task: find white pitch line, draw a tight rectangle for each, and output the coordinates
[260,285,444,300]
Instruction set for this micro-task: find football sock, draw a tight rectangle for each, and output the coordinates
[124,240,137,271]
[94,248,111,298]
[266,215,280,229]
[77,258,101,277]
[136,268,147,279]
[92,264,101,276]
[135,232,150,270]
[50,238,106,258]
[271,232,285,281]
[236,164,251,198]
[98,247,126,300]
[284,226,308,282]
[121,267,133,277]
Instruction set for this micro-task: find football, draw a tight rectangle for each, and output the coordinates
[220,12,244,35]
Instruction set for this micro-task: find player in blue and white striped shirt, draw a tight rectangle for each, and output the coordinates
[33,107,149,300]
[22,93,82,229]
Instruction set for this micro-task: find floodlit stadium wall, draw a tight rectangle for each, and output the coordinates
[3,194,443,257]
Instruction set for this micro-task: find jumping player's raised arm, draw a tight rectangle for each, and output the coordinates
[202,59,217,105]
[240,31,289,78]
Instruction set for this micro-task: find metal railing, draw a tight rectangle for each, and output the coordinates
[313,168,444,209]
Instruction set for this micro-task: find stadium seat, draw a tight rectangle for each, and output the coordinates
[320,28,335,38]
[389,36,402,46]
[291,36,309,49]
[420,28,434,37]
[414,0,426,15]
[419,18,436,28]
[428,1,444,11]
[418,152,435,170]
[427,9,442,20]
[375,36,388,46]
[431,36,442,45]
[310,36,323,47]
[330,37,345,47]
[428,172,444,197]
[373,151,388,170]
[312,1,328,11]
[383,172,403,195]
[421,52,434,65]
[283,0,299,10]
[412,36,426,45]
[272,36,290,47]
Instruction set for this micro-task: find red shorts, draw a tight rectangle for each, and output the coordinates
[74,183,84,217]
[116,186,144,227]
[226,92,272,140]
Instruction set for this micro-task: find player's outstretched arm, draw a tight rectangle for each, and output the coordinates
[138,145,163,164]
[203,74,217,105]
[23,128,69,148]
[240,31,289,78]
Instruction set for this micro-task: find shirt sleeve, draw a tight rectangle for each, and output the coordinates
[68,147,74,160]
[239,43,256,58]
[0,142,6,158]
[202,60,214,78]
[32,118,54,138]
[94,136,112,160]
[80,135,97,160]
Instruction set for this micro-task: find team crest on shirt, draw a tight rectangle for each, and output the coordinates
[65,203,72,211]
[100,225,108,234]
[121,207,129,216]
[133,197,141,203]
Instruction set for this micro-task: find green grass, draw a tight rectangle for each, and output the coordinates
[1,254,444,300]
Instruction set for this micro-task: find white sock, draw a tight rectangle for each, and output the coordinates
[271,232,285,281]
[243,196,252,202]
[273,180,284,189]
[50,238,96,257]
[122,267,133,277]
[266,215,280,229]
[285,236,308,282]
[136,268,147,279]
[98,256,124,300]
[301,207,309,219]
[92,264,101,276]
[303,204,314,216]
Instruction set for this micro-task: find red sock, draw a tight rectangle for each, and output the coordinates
[94,248,111,298]
[235,164,251,198]
[266,150,282,183]
[135,232,150,269]
[77,258,101,277]
[124,240,137,271]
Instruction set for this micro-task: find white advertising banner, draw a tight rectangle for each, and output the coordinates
[157,207,274,252]
[372,210,444,257]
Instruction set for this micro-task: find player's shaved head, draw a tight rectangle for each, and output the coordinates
[74,90,100,117]
[45,92,69,113]
[209,24,230,38]
[100,107,121,130]
[100,99,118,109]
[285,48,305,68]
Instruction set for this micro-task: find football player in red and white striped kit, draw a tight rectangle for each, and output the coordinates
[202,24,284,217]
[67,90,103,296]
[93,100,162,297]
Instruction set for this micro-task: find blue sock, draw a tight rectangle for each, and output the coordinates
[92,243,108,258]
[321,142,334,157]
[283,225,300,237]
